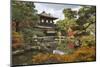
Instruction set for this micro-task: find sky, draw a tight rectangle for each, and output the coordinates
[34,2,82,21]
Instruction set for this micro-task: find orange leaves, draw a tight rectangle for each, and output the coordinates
[12,32,21,43]
[32,53,49,64]
[72,46,96,61]
[12,32,24,49]
[32,53,76,63]
[32,46,96,64]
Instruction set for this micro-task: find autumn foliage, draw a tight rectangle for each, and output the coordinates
[32,46,95,64]
[12,31,24,49]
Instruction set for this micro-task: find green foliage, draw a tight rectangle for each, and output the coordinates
[80,35,95,46]
[57,8,77,32]
[56,40,67,51]
[63,8,77,19]
[57,6,96,31]
[12,0,40,45]
[12,0,39,32]
[21,28,45,44]
[58,8,77,30]
[57,18,76,31]
[56,6,96,52]
[12,0,38,22]
[77,6,96,31]
[57,6,96,35]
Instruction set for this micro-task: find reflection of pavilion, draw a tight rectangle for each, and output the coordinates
[36,11,58,36]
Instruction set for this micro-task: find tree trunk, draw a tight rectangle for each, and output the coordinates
[16,22,20,32]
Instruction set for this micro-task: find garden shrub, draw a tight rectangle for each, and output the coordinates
[32,46,95,64]
[80,35,95,47]
[12,31,24,49]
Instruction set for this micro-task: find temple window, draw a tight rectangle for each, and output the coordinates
[46,20,49,23]
[41,19,44,23]
[50,20,52,23]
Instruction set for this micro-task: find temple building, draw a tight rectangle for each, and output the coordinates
[36,11,58,36]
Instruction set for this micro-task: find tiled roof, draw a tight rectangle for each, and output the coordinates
[38,11,58,19]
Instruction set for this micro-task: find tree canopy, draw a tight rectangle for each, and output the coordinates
[57,6,96,34]
[63,8,77,19]
[57,8,77,32]
[12,0,40,45]
[12,0,38,22]
[56,6,96,51]
[77,6,96,31]
[12,0,39,32]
